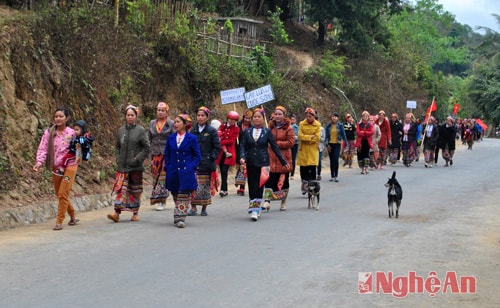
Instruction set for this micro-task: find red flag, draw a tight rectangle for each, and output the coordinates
[453,103,460,115]
[424,99,437,123]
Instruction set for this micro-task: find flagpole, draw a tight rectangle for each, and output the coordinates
[419,97,435,157]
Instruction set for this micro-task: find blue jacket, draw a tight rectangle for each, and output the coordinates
[164,132,201,193]
[325,122,348,145]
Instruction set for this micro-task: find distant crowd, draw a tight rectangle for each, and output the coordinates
[33,104,484,229]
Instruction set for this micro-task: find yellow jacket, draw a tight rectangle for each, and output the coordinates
[297,119,321,166]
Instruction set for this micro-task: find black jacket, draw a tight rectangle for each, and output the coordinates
[389,120,404,148]
[240,127,286,167]
[191,124,221,172]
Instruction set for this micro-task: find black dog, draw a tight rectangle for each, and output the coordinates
[384,171,402,218]
[307,180,320,210]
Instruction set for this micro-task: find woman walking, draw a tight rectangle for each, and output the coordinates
[356,111,374,174]
[148,101,174,211]
[369,116,381,169]
[374,110,391,169]
[440,116,457,167]
[164,114,201,228]
[108,105,150,223]
[423,116,440,168]
[262,106,294,211]
[401,113,417,167]
[240,108,288,221]
[297,107,321,194]
[33,107,80,230]
[325,112,347,182]
[236,110,253,195]
[216,111,240,197]
[342,113,356,168]
[190,106,221,216]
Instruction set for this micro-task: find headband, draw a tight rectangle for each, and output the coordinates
[197,106,211,116]
[126,105,139,116]
[253,108,265,116]
[275,105,286,115]
[305,107,316,117]
[157,102,169,111]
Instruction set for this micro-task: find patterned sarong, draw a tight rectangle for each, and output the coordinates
[150,155,169,205]
[112,171,143,212]
[191,171,212,206]
[173,192,191,223]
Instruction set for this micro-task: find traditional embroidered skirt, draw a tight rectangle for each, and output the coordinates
[388,147,399,163]
[112,171,143,213]
[191,171,213,206]
[357,139,371,168]
[150,155,169,205]
[263,173,289,201]
[401,141,415,164]
[173,192,191,223]
[442,145,454,161]
[343,140,356,165]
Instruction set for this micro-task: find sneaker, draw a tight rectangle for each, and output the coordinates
[219,191,228,198]
[176,221,185,228]
[329,177,334,182]
[53,224,63,231]
[251,211,258,221]
[156,204,165,211]
[334,177,339,182]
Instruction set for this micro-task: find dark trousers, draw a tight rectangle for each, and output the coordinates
[291,143,298,176]
[246,166,264,200]
[219,163,229,191]
[328,143,341,178]
[300,165,316,182]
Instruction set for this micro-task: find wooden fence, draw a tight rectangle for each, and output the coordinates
[198,26,272,60]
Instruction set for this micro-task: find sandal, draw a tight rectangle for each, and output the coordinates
[53,224,63,231]
[68,218,80,226]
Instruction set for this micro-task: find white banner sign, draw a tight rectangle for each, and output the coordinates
[406,100,417,109]
[220,87,246,105]
[244,84,275,109]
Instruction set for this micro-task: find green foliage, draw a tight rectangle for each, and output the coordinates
[126,0,155,36]
[224,19,234,34]
[306,51,347,89]
[468,64,500,126]
[268,7,293,46]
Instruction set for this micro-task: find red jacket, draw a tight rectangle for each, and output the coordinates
[356,121,374,149]
[216,123,240,166]
[376,118,391,149]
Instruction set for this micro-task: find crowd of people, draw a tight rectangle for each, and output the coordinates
[33,103,484,229]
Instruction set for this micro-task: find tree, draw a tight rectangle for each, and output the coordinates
[468,64,500,129]
[475,14,500,64]
[305,0,401,53]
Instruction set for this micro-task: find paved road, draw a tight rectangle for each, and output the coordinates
[1,139,499,307]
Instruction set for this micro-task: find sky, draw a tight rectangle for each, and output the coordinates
[438,0,499,31]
